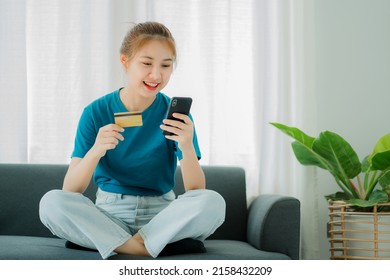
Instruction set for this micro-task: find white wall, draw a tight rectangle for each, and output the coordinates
[311,0,390,259]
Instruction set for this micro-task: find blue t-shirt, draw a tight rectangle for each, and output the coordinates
[71,88,201,196]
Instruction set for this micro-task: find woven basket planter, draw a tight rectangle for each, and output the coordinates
[328,200,390,260]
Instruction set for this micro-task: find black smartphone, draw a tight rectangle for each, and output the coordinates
[163,97,193,136]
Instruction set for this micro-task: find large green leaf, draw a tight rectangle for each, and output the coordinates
[312,131,361,179]
[270,123,315,147]
[369,190,389,203]
[325,192,351,201]
[361,156,371,172]
[379,170,390,188]
[371,151,390,171]
[272,122,326,168]
[371,133,390,155]
[347,190,389,207]
[369,133,390,170]
[291,141,328,169]
[379,170,390,197]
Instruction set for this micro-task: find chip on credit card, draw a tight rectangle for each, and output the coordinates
[114,111,143,128]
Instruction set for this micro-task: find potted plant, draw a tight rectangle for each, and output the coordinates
[271,122,390,259]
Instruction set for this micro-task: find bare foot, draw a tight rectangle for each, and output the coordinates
[115,233,151,257]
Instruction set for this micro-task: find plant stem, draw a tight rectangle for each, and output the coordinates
[335,178,355,199]
[364,171,369,193]
[366,170,379,197]
[341,175,360,198]
[328,167,358,199]
[356,175,365,199]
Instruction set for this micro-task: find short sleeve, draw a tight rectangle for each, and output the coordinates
[71,107,98,158]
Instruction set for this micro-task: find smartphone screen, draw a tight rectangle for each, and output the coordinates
[163,97,192,136]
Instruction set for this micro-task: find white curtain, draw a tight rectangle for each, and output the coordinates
[0,0,28,162]
[251,0,320,259]
[0,0,319,259]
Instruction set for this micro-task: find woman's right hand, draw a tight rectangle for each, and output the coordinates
[63,124,124,193]
[91,124,125,158]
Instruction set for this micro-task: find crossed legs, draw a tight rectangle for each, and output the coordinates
[39,189,225,258]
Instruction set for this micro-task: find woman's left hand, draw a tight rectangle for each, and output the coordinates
[160,113,194,150]
[161,113,205,190]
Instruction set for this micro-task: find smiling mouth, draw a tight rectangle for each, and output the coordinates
[143,81,159,89]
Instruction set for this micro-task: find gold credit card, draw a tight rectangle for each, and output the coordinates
[114,111,143,127]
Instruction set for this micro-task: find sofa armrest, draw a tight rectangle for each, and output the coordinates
[247,194,301,260]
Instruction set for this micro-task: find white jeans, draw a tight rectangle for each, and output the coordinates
[39,188,225,259]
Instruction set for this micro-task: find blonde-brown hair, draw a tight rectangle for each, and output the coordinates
[120,22,176,62]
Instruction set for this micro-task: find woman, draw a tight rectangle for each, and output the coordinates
[39,22,225,259]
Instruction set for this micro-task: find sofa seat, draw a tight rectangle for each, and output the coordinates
[0,236,101,260]
[0,236,290,260]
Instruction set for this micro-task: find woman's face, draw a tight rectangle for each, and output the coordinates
[122,40,174,99]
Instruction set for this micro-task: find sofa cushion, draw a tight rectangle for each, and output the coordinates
[0,236,289,260]
[0,236,101,260]
[199,240,290,260]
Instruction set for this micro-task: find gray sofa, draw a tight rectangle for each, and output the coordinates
[0,164,300,260]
